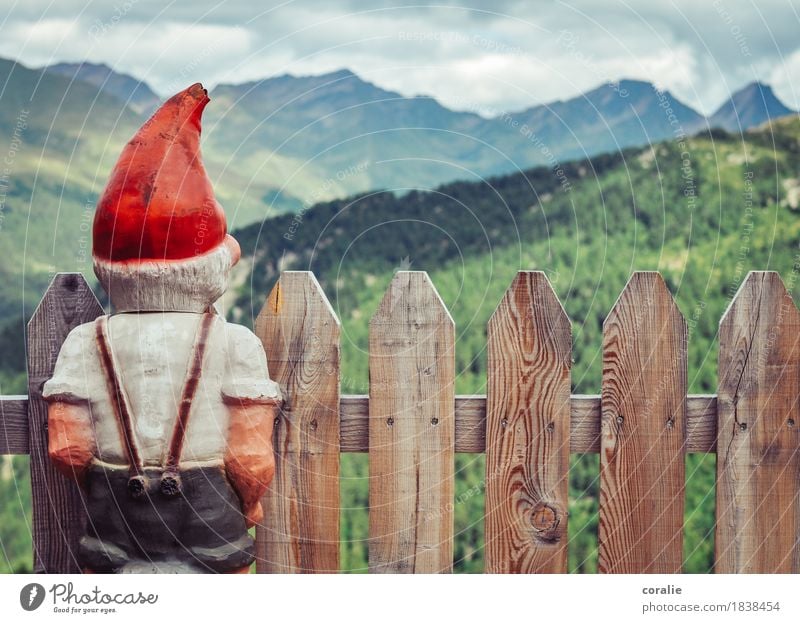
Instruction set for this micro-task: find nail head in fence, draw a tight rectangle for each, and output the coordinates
[368,271,455,573]
[599,272,687,573]
[255,271,341,573]
[716,271,800,573]
[26,273,103,573]
[485,271,571,573]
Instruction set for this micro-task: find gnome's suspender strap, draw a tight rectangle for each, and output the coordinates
[96,313,215,474]
[96,316,144,476]
[164,312,216,471]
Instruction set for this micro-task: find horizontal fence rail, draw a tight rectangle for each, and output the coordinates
[1,394,718,456]
[2,269,799,574]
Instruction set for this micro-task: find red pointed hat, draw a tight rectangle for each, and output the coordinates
[93,83,227,262]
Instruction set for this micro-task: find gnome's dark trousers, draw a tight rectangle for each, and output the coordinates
[79,462,255,573]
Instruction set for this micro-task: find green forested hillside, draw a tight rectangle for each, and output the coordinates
[233,117,800,572]
[2,117,798,573]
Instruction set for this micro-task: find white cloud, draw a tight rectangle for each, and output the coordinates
[0,0,798,114]
[770,48,800,110]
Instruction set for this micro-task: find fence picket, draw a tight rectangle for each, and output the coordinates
[255,272,341,573]
[716,271,800,573]
[368,271,455,573]
[26,273,103,573]
[599,272,686,573]
[485,271,571,573]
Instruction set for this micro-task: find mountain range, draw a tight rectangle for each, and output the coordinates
[32,60,798,222]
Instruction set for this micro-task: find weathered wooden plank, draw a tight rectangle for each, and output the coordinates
[368,271,455,573]
[485,272,571,573]
[0,393,719,456]
[255,271,341,573]
[716,271,800,573]
[599,272,687,573]
[27,273,103,573]
[0,396,29,455]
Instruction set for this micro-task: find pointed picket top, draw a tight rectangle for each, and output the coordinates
[255,271,341,573]
[368,270,455,573]
[488,270,569,332]
[27,272,104,573]
[599,271,687,573]
[716,271,800,573]
[27,272,104,373]
[370,271,454,327]
[256,271,340,342]
[719,271,799,328]
[604,271,684,328]
[485,271,571,573]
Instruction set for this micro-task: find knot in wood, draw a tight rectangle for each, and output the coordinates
[64,274,79,291]
[531,502,561,542]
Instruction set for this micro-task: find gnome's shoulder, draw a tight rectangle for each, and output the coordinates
[217,318,281,402]
[43,319,104,403]
[217,319,263,352]
[60,318,102,351]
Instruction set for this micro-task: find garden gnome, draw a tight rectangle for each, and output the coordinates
[42,84,281,573]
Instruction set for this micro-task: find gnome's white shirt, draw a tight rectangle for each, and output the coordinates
[43,312,280,466]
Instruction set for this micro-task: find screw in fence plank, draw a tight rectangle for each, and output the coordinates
[599,272,687,573]
[368,271,455,573]
[255,272,341,573]
[26,273,103,573]
[484,272,571,573]
[716,272,800,573]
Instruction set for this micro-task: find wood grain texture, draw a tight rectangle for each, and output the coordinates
[716,271,800,573]
[484,272,571,573]
[27,273,103,573]
[255,271,341,573]
[368,272,455,573]
[0,396,29,454]
[599,272,687,573]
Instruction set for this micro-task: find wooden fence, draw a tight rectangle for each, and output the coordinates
[1,269,799,573]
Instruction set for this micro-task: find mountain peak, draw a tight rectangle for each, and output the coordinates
[214,67,382,98]
[741,79,770,91]
[710,81,794,132]
[44,61,160,114]
[51,60,112,72]
[615,78,657,90]
[321,68,356,80]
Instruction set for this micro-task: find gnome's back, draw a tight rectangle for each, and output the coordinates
[41,83,281,573]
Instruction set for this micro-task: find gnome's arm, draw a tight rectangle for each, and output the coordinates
[46,401,96,486]
[42,323,98,487]
[224,399,280,527]
[222,325,282,528]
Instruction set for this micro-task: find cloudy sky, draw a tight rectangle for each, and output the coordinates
[1,0,799,115]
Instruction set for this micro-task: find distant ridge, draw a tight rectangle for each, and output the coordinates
[38,58,798,140]
[709,81,795,132]
[44,61,161,114]
[3,54,797,229]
